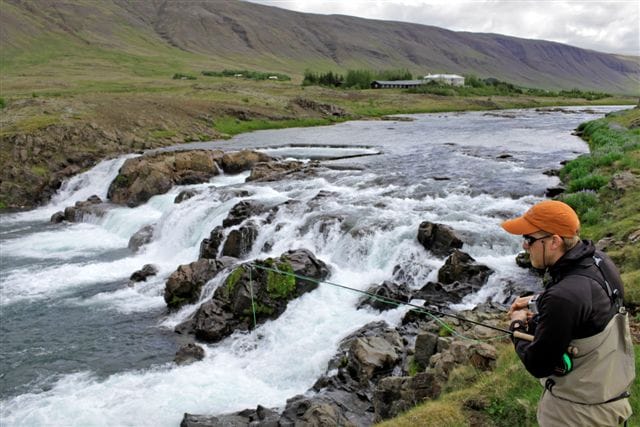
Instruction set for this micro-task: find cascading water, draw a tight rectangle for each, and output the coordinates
[0,106,628,426]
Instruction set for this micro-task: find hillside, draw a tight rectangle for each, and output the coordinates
[1,0,638,94]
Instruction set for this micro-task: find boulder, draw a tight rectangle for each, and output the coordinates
[174,343,205,366]
[220,150,272,174]
[128,224,155,252]
[175,189,197,203]
[221,222,258,258]
[280,396,356,427]
[437,249,493,286]
[129,264,158,283]
[190,249,330,343]
[164,258,232,309]
[247,160,304,182]
[357,281,412,311]
[222,200,263,228]
[414,332,439,369]
[373,371,441,421]
[609,171,636,192]
[199,226,225,259]
[417,221,463,257]
[51,195,110,223]
[107,150,224,207]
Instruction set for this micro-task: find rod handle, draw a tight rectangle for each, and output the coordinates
[512,331,579,356]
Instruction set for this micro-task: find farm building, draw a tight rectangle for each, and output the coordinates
[370,80,426,89]
[423,74,465,86]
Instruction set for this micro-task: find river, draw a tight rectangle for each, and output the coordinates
[0,106,627,426]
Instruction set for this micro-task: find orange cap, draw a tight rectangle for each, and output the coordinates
[501,200,580,237]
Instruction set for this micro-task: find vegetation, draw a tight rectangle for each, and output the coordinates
[213,116,342,137]
[408,75,611,100]
[265,260,296,299]
[201,69,291,81]
[172,73,196,80]
[558,107,640,306]
[224,265,246,298]
[302,68,412,88]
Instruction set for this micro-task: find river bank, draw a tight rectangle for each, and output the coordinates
[0,77,636,209]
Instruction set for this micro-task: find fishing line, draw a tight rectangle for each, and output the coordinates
[248,263,513,343]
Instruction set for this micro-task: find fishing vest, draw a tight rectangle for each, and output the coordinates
[537,255,635,426]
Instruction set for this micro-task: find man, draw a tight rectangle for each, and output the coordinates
[501,200,634,426]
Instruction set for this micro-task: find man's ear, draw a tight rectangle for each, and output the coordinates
[550,234,563,250]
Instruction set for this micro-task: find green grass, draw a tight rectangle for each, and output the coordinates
[213,116,342,136]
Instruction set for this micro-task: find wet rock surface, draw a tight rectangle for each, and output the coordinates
[417,221,463,258]
[178,249,330,343]
[50,195,110,223]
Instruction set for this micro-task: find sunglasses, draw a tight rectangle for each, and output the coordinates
[523,234,551,246]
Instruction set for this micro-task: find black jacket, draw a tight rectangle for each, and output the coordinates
[511,240,624,378]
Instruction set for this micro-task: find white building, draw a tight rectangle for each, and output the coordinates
[423,74,465,87]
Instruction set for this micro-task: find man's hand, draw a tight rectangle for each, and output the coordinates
[508,295,533,316]
[509,309,528,323]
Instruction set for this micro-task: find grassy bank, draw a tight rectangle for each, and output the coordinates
[376,107,640,426]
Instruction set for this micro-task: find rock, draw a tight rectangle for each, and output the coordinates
[246,160,304,182]
[199,226,225,259]
[175,190,197,203]
[467,342,498,371]
[50,211,65,223]
[107,150,223,207]
[357,281,411,311]
[290,97,347,118]
[220,150,272,174]
[373,371,441,421]
[164,258,230,309]
[222,200,263,228]
[414,332,439,369]
[128,224,155,252]
[129,264,158,283]
[221,222,258,258]
[174,343,205,366]
[190,249,330,343]
[609,171,636,192]
[437,249,493,287]
[411,282,464,308]
[417,221,463,257]
[321,321,404,387]
[280,396,356,427]
[53,196,110,223]
[595,236,619,252]
[546,186,565,197]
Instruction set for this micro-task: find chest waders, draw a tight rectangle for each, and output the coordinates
[537,256,635,427]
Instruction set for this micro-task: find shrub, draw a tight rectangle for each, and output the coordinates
[568,174,608,192]
[172,73,196,80]
[0,97,5,109]
[560,191,599,218]
[202,69,291,81]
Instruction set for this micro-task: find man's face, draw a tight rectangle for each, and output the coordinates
[522,232,552,269]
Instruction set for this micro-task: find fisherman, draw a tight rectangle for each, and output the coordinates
[501,200,634,426]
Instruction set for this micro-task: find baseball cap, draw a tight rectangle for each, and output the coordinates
[501,200,580,237]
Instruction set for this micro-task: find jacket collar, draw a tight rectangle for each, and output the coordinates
[548,240,596,284]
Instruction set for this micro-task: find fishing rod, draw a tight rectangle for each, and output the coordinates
[249,263,536,343]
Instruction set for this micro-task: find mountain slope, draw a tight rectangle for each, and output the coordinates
[1,0,638,93]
